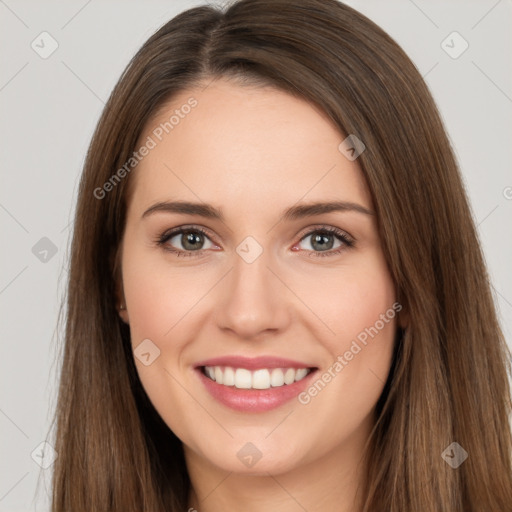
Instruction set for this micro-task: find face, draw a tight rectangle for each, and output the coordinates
[118,78,399,476]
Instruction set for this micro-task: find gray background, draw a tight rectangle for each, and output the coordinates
[1,1,511,510]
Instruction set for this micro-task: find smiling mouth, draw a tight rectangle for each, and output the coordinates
[200,365,316,390]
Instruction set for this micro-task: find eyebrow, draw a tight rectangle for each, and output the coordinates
[142,200,374,221]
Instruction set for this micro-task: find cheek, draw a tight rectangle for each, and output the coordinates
[121,244,205,343]
[311,253,397,385]
[298,253,397,347]
[293,257,397,443]
[120,245,203,442]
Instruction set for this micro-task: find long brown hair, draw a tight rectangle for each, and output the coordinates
[50,0,512,510]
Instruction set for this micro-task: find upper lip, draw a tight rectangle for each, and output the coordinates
[194,355,317,370]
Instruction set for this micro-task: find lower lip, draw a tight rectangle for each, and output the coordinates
[195,367,317,412]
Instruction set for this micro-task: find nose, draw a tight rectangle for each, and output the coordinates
[214,248,291,340]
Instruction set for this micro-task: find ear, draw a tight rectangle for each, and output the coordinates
[117,292,130,325]
[398,310,409,330]
[113,244,129,325]
[396,299,409,330]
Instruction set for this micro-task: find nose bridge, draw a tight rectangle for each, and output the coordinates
[231,234,274,293]
[215,239,289,338]
[231,243,278,307]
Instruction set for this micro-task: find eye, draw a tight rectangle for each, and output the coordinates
[156,226,217,257]
[294,226,355,258]
[155,225,355,258]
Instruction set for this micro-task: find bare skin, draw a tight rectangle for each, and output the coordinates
[117,77,401,511]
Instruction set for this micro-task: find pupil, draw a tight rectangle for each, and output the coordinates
[312,233,333,251]
[183,231,203,250]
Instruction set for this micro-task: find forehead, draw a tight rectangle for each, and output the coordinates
[128,78,371,218]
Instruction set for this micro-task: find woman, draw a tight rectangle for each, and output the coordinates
[50,0,512,510]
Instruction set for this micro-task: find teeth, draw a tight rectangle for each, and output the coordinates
[203,366,311,389]
[270,368,284,387]
[284,368,295,385]
[214,366,223,385]
[235,368,252,389]
[223,366,235,386]
[252,369,270,389]
[295,368,308,381]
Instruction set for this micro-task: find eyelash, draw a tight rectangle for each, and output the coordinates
[155,224,355,259]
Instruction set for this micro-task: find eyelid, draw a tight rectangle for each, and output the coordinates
[158,223,216,238]
[295,223,354,241]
